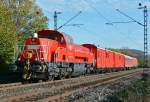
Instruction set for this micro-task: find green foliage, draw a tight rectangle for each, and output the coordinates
[4,0,48,43]
[0,0,48,66]
[0,1,17,65]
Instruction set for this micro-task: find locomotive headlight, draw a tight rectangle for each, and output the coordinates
[17,57,21,61]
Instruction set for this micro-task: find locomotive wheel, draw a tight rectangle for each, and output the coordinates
[59,68,67,80]
[86,68,91,74]
[59,74,65,80]
[45,68,54,81]
[48,75,54,81]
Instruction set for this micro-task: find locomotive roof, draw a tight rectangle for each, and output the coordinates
[38,29,74,44]
[82,44,97,49]
[38,29,64,37]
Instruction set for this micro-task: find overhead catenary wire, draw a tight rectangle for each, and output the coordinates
[105,21,136,25]
[103,1,146,32]
[57,11,82,30]
[83,0,143,47]
[81,0,139,45]
[41,0,143,48]
[116,9,144,26]
[83,0,111,22]
[42,6,106,44]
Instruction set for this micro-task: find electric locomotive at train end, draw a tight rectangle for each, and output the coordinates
[9,29,95,81]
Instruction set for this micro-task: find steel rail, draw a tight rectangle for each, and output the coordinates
[0,82,22,89]
[0,68,143,102]
[41,71,142,102]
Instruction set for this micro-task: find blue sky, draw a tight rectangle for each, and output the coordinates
[36,0,150,52]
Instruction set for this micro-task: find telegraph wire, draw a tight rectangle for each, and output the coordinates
[116,9,144,26]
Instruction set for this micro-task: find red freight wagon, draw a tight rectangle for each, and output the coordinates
[82,44,106,69]
[114,52,125,68]
[105,49,115,68]
[96,48,106,68]
[81,44,97,67]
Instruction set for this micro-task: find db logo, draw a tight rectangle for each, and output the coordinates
[23,51,33,59]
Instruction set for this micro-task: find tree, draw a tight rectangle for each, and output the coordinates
[0,1,17,67]
[0,0,48,65]
[4,0,48,43]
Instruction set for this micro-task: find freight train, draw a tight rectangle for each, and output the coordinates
[9,29,138,81]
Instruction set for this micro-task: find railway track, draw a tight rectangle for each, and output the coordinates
[0,68,143,102]
[0,82,22,89]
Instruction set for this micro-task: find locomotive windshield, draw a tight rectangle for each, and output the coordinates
[38,34,61,41]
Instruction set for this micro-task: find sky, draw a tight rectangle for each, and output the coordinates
[36,0,150,52]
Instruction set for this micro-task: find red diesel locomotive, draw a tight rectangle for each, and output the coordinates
[9,29,138,81]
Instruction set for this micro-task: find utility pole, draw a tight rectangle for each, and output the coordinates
[54,11,62,31]
[139,5,149,102]
[116,5,148,69]
[143,6,148,68]
[138,4,148,77]
[107,7,148,70]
